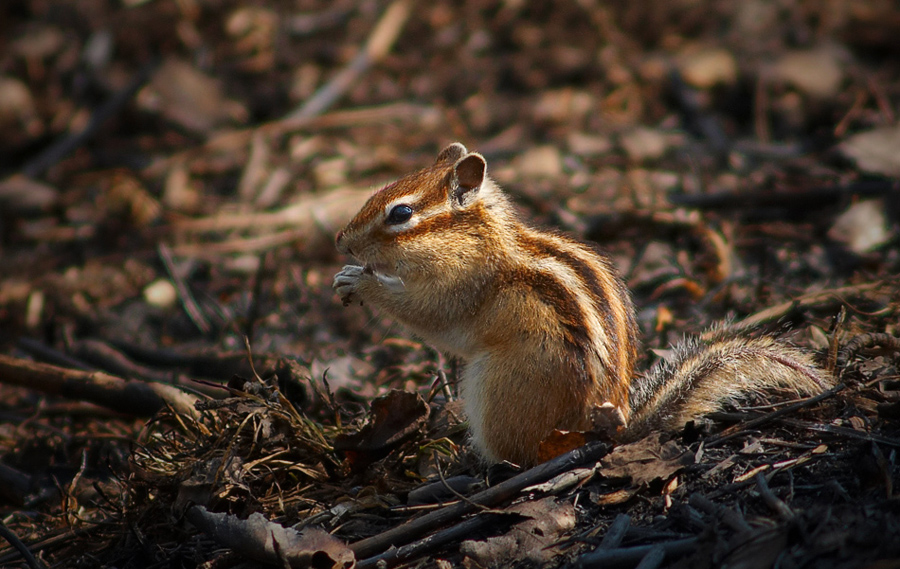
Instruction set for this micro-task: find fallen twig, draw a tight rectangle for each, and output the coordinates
[167,186,372,259]
[357,512,504,569]
[72,338,179,384]
[350,441,609,559]
[599,514,631,550]
[159,243,211,334]
[836,332,900,369]
[722,282,887,334]
[286,0,415,120]
[69,339,222,398]
[105,340,309,385]
[689,493,752,534]
[703,383,845,447]
[779,417,900,447]
[0,519,46,569]
[17,337,93,371]
[575,537,698,569]
[707,444,830,499]
[0,354,199,417]
[755,472,794,521]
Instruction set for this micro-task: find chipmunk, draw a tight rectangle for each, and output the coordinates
[333,143,832,466]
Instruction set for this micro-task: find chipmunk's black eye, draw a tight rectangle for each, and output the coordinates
[386,204,413,225]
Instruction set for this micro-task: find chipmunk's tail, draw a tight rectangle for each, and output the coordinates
[626,326,834,440]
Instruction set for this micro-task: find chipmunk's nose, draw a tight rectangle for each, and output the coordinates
[335,229,344,245]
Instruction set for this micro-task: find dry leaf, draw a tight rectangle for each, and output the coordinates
[599,434,693,486]
[590,403,628,439]
[619,126,672,162]
[461,497,575,566]
[187,507,355,569]
[538,429,589,464]
[512,145,563,178]
[827,199,890,254]
[0,76,42,140]
[677,47,738,88]
[139,58,247,134]
[770,46,846,98]
[590,487,639,506]
[334,390,429,465]
[0,174,57,213]
[840,127,900,177]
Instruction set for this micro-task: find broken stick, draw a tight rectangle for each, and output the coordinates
[0,354,199,418]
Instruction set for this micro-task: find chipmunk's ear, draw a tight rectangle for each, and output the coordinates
[450,153,486,206]
[435,142,468,165]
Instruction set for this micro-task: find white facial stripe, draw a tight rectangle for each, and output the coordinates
[382,194,418,232]
[383,195,449,233]
[383,195,418,217]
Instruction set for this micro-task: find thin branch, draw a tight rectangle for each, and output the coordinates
[0,520,47,569]
[599,514,631,549]
[703,383,845,447]
[689,494,752,534]
[0,354,199,417]
[755,472,794,521]
[286,0,415,120]
[350,442,609,559]
[158,243,211,334]
[837,332,900,369]
[780,417,900,447]
[576,537,698,569]
[720,282,886,335]
[357,513,501,569]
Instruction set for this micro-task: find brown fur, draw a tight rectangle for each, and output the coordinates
[627,328,831,439]
[334,144,833,466]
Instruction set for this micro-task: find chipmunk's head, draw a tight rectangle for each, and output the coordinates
[336,143,510,277]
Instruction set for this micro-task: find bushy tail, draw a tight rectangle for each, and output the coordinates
[626,327,833,440]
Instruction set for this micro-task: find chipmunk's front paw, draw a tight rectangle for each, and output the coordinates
[333,265,365,306]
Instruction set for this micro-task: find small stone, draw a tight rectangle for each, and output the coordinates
[619,127,670,162]
[25,290,44,329]
[839,126,900,177]
[143,279,178,308]
[12,27,64,59]
[567,132,613,157]
[828,199,890,254]
[514,146,563,178]
[0,76,42,138]
[138,58,248,134]
[677,48,738,89]
[0,175,58,212]
[0,76,35,121]
[534,89,593,123]
[771,46,845,98]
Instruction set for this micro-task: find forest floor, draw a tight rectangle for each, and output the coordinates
[1,1,899,567]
